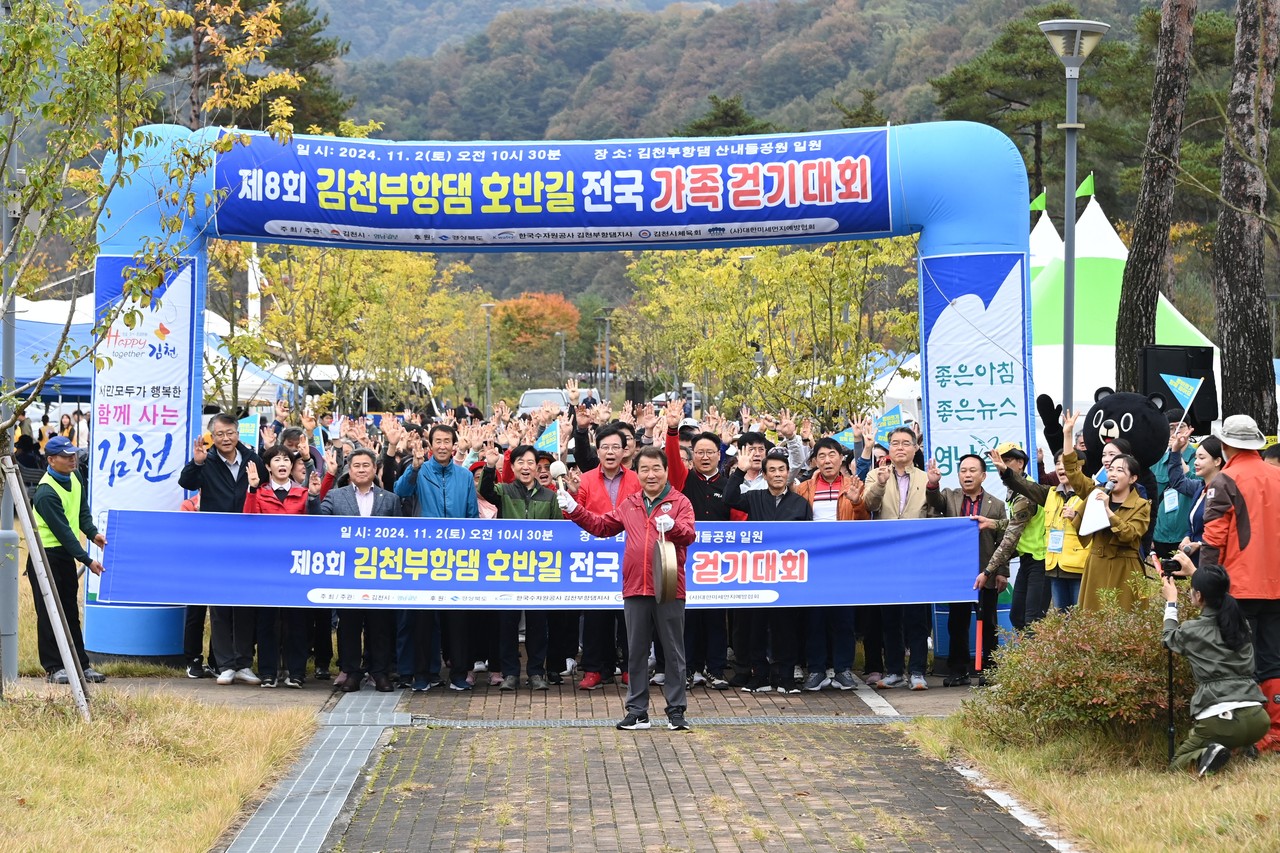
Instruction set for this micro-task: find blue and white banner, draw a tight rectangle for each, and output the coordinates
[211,129,892,252]
[98,511,978,609]
[91,258,203,519]
[920,252,1035,487]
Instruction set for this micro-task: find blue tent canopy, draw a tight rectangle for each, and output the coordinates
[6,316,96,402]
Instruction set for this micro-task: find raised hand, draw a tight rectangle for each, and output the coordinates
[777,408,796,440]
[875,460,891,485]
[410,432,425,467]
[260,424,279,449]
[843,477,864,504]
[566,377,580,406]
[925,458,941,487]
[309,471,322,496]
[988,448,1007,473]
[574,404,592,431]
[300,410,317,432]
[247,462,260,489]
[325,444,338,473]
[665,398,682,431]
[192,436,208,464]
[484,443,501,468]
[800,417,813,444]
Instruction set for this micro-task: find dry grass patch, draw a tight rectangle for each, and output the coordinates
[910,716,1280,852]
[0,686,315,853]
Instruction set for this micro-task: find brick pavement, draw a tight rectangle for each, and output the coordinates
[323,723,1053,852]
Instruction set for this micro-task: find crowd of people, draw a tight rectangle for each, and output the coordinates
[18,382,1280,759]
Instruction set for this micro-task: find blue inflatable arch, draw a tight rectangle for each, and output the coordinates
[89,121,1033,655]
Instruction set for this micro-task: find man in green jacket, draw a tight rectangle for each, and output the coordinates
[27,436,107,684]
[480,442,564,690]
[986,442,1047,631]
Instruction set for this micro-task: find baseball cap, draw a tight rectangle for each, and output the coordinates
[45,436,79,457]
[994,441,1028,461]
[1214,414,1266,450]
[679,418,700,430]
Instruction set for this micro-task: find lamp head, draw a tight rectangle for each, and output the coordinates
[1038,19,1110,68]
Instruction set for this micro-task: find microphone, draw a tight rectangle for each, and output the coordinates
[549,460,567,490]
[1103,479,1116,495]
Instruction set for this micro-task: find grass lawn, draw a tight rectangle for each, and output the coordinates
[909,715,1280,852]
[0,686,315,853]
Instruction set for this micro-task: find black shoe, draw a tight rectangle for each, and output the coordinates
[729,672,750,688]
[314,668,331,681]
[742,676,770,693]
[942,674,972,687]
[547,672,563,685]
[1197,742,1231,777]
[83,667,107,683]
[616,712,651,731]
[373,674,393,692]
[667,713,690,731]
[283,676,304,689]
[186,657,210,679]
[340,675,363,693]
[260,676,279,688]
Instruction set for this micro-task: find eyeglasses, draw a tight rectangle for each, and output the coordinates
[211,430,238,439]
[692,449,719,456]
[598,444,623,452]
[888,440,915,448]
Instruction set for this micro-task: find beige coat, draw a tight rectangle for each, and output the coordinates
[1063,450,1151,611]
[863,465,931,520]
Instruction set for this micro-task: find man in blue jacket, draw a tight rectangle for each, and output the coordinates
[395,423,480,691]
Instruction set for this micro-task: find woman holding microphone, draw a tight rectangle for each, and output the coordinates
[1061,411,1150,611]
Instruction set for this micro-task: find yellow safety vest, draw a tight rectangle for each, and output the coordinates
[33,471,82,551]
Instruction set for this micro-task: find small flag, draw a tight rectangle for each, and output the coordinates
[534,420,560,454]
[1030,190,1046,211]
[1160,374,1204,411]
[1075,172,1095,198]
[238,414,258,448]
[312,426,325,448]
[831,428,857,449]
[874,405,905,447]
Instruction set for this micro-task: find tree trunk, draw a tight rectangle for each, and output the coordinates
[1212,0,1279,432]
[1116,0,1198,392]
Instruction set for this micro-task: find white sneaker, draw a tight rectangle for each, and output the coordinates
[691,671,707,687]
[561,657,577,677]
[909,674,929,691]
[875,673,905,689]
[793,665,804,681]
[473,660,488,673]
[650,672,666,686]
[233,667,261,686]
[216,668,235,685]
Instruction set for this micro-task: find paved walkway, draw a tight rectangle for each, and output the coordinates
[56,673,1062,852]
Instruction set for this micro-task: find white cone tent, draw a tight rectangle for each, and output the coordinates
[1029,212,1063,280]
[1029,197,1217,414]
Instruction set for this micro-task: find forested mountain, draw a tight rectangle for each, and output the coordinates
[311,0,740,62]
[317,0,1247,305]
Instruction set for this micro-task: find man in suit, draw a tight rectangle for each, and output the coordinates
[863,425,934,690]
[926,453,1007,685]
[320,448,402,692]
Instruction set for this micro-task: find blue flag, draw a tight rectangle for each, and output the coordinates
[238,414,258,448]
[874,406,904,446]
[534,420,560,454]
[1160,374,1203,411]
[831,428,857,449]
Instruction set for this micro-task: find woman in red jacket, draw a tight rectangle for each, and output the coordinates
[244,445,322,687]
[558,446,697,732]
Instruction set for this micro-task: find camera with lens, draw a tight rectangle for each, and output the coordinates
[1160,557,1182,577]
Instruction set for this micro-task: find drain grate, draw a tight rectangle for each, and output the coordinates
[410,714,901,728]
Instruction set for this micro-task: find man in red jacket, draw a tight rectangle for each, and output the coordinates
[559,446,697,731]
[1203,414,1280,752]
[568,424,641,690]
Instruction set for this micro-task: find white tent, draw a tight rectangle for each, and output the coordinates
[1029,197,1218,414]
[1029,212,1063,280]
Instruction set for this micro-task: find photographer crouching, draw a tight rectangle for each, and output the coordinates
[1156,550,1270,777]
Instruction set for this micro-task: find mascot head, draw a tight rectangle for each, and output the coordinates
[1082,388,1168,473]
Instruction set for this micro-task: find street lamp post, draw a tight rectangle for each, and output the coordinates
[596,315,611,403]
[481,303,495,417]
[554,331,566,384]
[1039,18,1109,412]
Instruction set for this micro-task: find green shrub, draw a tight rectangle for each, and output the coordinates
[960,588,1197,754]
